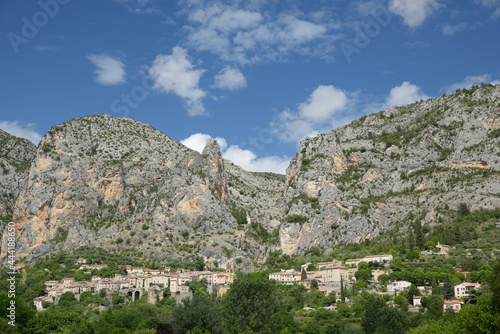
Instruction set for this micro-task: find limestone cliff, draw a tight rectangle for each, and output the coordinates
[1,115,285,267]
[280,84,500,254]
[1,84,500,264]
[0,129,36,219]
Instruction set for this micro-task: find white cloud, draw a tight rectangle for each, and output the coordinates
[385,82,429,108]
[181,1,328,64]
[180,133,289,174]
[442,74,500,94]
[180,133,227,153]
[223,145,290,174]
[271,85,349,143]
[299,85,348,123]
[87,54,126,86]
[278,14,327,46]
[213,67,247,91]
[0,121,42,144]
[389,0,440,28]
[475,0,500,19]
[115,0,161,15]
[149,47,207,116]
[441,23,469,35]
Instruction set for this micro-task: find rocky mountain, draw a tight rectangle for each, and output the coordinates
[0,115,285,269]
[280,84,500,254]
[0,129,36,219]
[1,84,500,266]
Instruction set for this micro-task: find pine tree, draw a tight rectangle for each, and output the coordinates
[453,227,463,245]
[301,268,307,280]
[414,222,424,249]
[340,276,346,302]
[443,274,454,300]
[408,230,416,250]
[463,228,471,242]
[407,284,421,304]
[431,277,440,295]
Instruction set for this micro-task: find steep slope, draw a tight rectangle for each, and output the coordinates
[280,84,500,254]
[5,115,238,260]
[0,129,36,219]
[2,84,499,264]
[2,115,285,267]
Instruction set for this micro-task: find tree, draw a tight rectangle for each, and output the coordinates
[310,279,318,290]
[489,259,500,314]
[340,277,346,302]
[0,292,36,331]
[378,274,389,285]
[25,310,91,334]
[453,227,463,245]
[172,296,224,334]
[407,250,420,261]
[223,272,288,334]
[442,274,454,301]
[301,268,307,280]
[156,323,175,334]
[407,284,420,305]
[306,264,318,271]
[414,222,424,249]
[424,241,436,250]
[408,230,416,250]
[355,269,372,283]
[390,257,403,271]
[427,294,444,319]
[358,261,368,270]
[395,294,409,312]
[431,277,440,295]
[449,294,500,334]
[458,202,470,216]
[361,295,407,334]
[193,256,205,271]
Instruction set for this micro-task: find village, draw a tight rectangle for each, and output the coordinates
[33,244,481,315]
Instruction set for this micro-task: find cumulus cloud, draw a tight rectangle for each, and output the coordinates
[180,133,289,174]
[442,74,500,94]
[0,121,42,144]
[385,82,430,108]
[299,85,348,123]
[213,67,247,90]
[223,145,290,174]
[271,85,349,143]
[149,47,207,116]
[441,23,470,35]
[389,0,440,28]
[475,0,500,19]
[87,54,126,86]
[181,1,328,64]
[180,133,227,152]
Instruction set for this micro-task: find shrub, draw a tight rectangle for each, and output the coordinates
[285,214,308,223]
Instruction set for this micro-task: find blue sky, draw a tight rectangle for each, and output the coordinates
[1,0,499,173]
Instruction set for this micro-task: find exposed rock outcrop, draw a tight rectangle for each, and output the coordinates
[1,85,500,263]
[280,85,500,254]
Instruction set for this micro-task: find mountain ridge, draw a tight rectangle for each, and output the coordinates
[1,84,499,267]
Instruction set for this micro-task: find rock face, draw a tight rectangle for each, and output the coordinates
[1,115,285,266]
[1,84,500,263]
[0,129,36,218]
[280,84,500,254]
